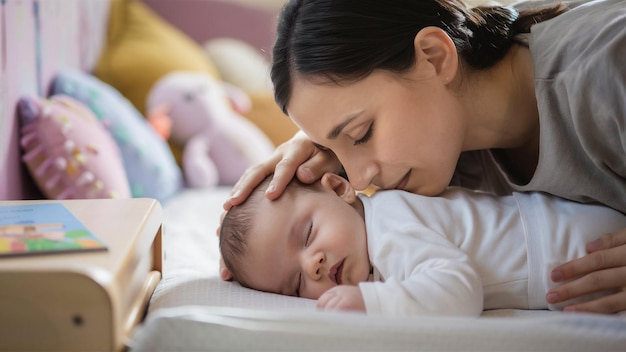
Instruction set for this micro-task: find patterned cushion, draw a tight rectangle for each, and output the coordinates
[50,70,183,201]
[18,95,131,200]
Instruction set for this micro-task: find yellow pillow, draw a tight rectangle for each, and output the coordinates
[244,92,299,147]
[94,0,220,116]
[95,0,298,164]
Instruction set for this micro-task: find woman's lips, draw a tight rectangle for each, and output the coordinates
[394,170,411,190]
[329,259,345,285]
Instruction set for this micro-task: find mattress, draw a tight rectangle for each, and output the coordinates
[129,187,626,351]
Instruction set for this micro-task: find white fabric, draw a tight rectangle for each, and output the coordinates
[131,306,626,352]
[358,189,626,315]
[130,187,626,351]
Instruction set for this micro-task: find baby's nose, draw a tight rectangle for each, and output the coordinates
[306,252,326,280]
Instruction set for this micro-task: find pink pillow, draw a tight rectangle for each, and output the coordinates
[18,95,131,199]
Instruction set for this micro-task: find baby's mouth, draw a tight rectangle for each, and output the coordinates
[329,259,345,285]
[394,170,411,190]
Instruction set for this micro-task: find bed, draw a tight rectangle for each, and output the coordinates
[129,187,626,351]
[1,0,625,351]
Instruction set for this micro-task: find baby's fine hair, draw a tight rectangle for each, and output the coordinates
[271,0,567,113]
[219,176,272,286]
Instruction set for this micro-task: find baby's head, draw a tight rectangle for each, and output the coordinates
[219,173,371,299]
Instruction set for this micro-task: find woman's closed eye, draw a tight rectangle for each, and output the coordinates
[295,222,313,297]
[354,122,374,146]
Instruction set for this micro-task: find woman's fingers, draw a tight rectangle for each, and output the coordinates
[586,228,626,253]
[224,133,305,209]
[547,228,626,314]
[561,283,626,314]
[551,243,626,284]
[548,262,626,300]
[296,147,342,184]
[264,132,325,199]
[548,266,626,314]
[551,229,626,282]
[223,155,280,209]
[224,130,343,208]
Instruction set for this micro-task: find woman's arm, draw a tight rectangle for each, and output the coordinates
[547,228,626,314]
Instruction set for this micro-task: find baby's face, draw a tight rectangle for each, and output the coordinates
[241,181,370,299]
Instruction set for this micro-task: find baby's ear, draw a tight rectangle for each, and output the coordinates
[219,258,233,281]
[320,173,356,203]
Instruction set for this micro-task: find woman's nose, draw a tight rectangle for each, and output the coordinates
[342,157,378,191]
[304,251,326,280]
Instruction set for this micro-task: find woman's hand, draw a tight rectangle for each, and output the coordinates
[546,227,626,314]
[317,285,366,312]
[223,130,342,210]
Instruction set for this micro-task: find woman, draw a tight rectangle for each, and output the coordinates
[225,0,626,314]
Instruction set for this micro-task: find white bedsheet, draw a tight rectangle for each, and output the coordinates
[129,187,626,351]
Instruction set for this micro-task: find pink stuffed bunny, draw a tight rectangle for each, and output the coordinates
[147,71,275,188]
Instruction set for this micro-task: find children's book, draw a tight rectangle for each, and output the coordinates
[0,203,107,257]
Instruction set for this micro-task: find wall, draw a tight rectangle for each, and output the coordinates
[0,0,110,200]
[234,0,285,11]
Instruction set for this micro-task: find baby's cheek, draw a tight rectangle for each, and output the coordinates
[305,281,336,299]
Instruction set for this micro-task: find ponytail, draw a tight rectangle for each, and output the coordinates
[462,4,568,68]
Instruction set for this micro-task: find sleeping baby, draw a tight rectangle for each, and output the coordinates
[219,173,625,317]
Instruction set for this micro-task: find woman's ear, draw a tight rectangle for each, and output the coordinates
[413,26,459,84]
[320,173,357,204]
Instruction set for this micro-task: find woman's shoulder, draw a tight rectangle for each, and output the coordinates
[529,0,625,74]
[529,0,625,121]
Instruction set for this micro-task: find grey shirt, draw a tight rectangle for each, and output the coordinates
[453,0,626,214]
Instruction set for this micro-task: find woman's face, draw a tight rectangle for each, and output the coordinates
[287,69,466,196]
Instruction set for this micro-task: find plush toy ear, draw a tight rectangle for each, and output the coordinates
[221,82,251,114]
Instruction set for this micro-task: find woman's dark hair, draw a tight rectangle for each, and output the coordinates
[271,0,567,113]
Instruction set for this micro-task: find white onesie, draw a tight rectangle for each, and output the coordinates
[358,188,626,316]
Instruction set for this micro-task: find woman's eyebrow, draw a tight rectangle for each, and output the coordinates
[327,111,363,139]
